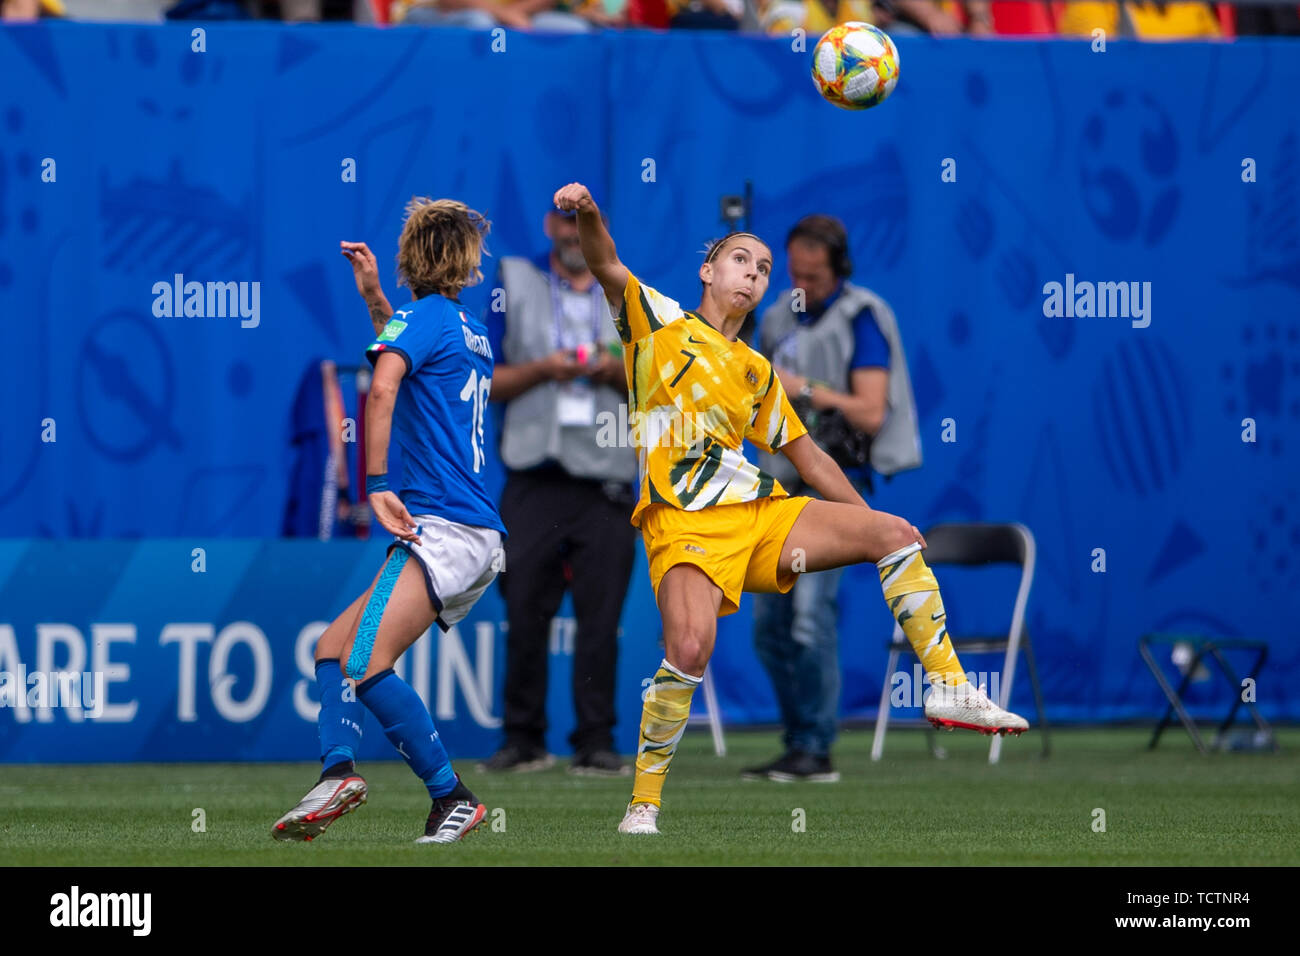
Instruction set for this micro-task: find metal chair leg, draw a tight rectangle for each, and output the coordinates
[1139,638,1208,754]
[871,645,902,761]
[699,663,725,757]
[1207,645,1273,750]
[1023,631,1050,758]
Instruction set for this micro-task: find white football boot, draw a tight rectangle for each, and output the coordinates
[272,774,368,842]
[924,681,1029,736]
[618,802,660,835]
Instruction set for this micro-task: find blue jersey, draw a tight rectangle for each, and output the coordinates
[366,295,505,536]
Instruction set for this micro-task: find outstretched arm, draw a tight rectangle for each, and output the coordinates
[552,182,629,313]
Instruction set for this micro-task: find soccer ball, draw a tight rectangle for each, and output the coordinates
[811,22,900,111]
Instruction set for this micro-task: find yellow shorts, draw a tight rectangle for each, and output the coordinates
[640,496,814,618]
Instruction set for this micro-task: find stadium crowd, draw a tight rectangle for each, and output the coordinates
[4,0,1299,37]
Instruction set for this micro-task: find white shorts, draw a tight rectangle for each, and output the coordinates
[392,514,502,629]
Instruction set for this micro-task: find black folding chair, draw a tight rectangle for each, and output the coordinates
[870,523,1050,764]
[1138,633,1274,754]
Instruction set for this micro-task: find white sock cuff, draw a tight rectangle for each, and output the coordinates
[659,658,703,685]
[877,541,922,568]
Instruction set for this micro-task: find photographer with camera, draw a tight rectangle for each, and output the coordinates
[744,214,921,783]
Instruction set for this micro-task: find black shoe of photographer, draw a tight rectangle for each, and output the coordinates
[759,750,841,783]
[569,750,631,777]
[741,752,790,781]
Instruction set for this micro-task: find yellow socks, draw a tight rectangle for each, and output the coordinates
[631,659,701,807]
[877,542,968,687]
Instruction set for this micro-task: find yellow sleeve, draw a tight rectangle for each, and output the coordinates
[747,362,808,454]
[614,272,684,345]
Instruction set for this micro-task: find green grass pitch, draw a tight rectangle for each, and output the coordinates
[2,728,1297,866]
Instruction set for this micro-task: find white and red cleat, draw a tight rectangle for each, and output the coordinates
[924,682,1029,737]
[272,775,368,842]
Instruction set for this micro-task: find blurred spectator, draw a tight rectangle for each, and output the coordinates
[1234,2,1300,35]
[1058,1,1221,38]
[2,0,64,19]
[397,0,612,29]
[281,0,319,16]
[964,0,1057,34]
[165,0,252,16]
[576,0,627,26]
[54,0,169,19]
[883,0,965,33]
[759,0,871,35]
[253,0,379,17]
[759,0,984,36]
[668,0,742,30]
[1128,1,1222,36]
[245,0,323,17]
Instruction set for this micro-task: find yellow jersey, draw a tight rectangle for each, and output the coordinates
[614,273,808,527]
[760,0,875,36]
[1057,2,1221,38]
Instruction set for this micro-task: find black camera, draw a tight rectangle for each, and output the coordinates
[720,195,747,227]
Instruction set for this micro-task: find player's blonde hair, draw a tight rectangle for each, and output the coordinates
[396,197,491,300]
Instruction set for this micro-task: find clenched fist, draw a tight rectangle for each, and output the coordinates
[553,182,597,215]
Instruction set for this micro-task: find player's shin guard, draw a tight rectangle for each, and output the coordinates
[357,669,458,799]
[877,542,968,687]
[316,658,363,771]
[631,659,701,807]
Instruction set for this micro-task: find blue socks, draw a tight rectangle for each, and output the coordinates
[357,668,458,799]
[316,659,363,770]
[317,654,459,800]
